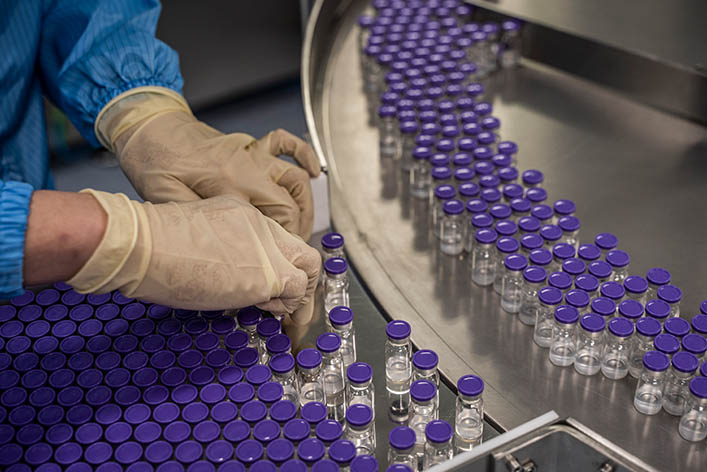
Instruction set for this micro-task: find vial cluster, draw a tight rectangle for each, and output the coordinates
[356,0,707,445]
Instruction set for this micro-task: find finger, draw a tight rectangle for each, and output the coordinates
[268,220,321,303]
[259,129,321,177]
[275,165,315,241]
[290,296,315,326]
[139,175,202,204]
[249,180,302,237]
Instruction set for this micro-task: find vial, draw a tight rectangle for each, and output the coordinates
[577,243,601,263]
[601,318,634,380]
[237,307,262,348]
[323,258,350,314]
[633,351,670,415]
[469,31,491,76]
[522,170,543,188]
[589,261,613,283]
[345,404,376,456]
[430,166,453,198]
[329,439,356,471]
[440,200,466,256]
[594,232,618,256]
[510,198,531,222]
[493,237,520,294]
[500,20,522,68]
[645,267,671,301]
[682,334,707,362]
[412,350,440,412]
[328,306,356,367]
[399,121,419,170]
[657,284,682,317]
[645,299,670,324]
[385,321,412,419]
[663,351,700,416]
[357,15,375,52]
[549,305,579,367]
[623,276,648,304]
[575,313,606,376]
[502,183,523,203]
[501,254,529,314]
[530,204,553,224]
[346,362,375,411]
[618,299,644,323]
[301,401,327,434]
[693,315,707,337]
[316,333,347,422]
[296,349,325,406]
[378,105,400,157]
[552,199,575,225]
[257,319,281,364]
[653,333,681,358]
[600,281,625,305]
[321,233,345,262]
[534,287,563,348]
[408,379,438,455]
[574,274,599,298]
[550,243,576,274]
[458,182,480,203]
[565,289,591,316]
[423,420,454,468]
[548,271,573,293]
[520,234,543,255]
[628,318,662,378]
[664,317,690,339]
[497,141,518,165]
[471,228,498,286]
[431,185,456,238]
[539,224,562,249]
[606,250,630,282]
[465,211,492,253]
[387,426,418,471]
[562,258,586,278]
[557,216,580,248]
[410,146,432,198]
[518,266,548,326]
[678,377,707,442]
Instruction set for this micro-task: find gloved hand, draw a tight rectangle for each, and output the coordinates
[67,190,321,324]
[95,87,321,240]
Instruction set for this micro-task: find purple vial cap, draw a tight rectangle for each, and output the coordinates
[378,105,396,118]
[566,289,590,308]
[105,367,130,389]
[493,153,512,168]
[328,440,356,465]
[389,425,416,451]
[105,319,129,337]
[577,244,601,262]
[258,382,284,404]
[496,220,518,237]
[471,213,493,229]
[112,292,134,305]
[433,185,455,201]
[228,383,255,405]
[136,421,164,445]
[161,367,187,387]
[152,350,177,370]
[635,318,661,338]
[531,204,553,221]
[682,334,707,355]
[654,333,680,355]
[30,386,55,407]
[558,216,580,232]
[166,333,190,353]
[77,368,103,389]
[0,320,23,338]
[26,442,54,465]
[472,146,493,160]
[96,304,119,321]
[496,236,519,254]
[350,455,379,472]
[510,198,531,214]
[206,349,230,369]
[266,438,294,463]
[174,309,197,321]
[257,318,281,338]
[475,228,498,244]
[301,401,328,425]
[254,419,281,444]
[591,297,616,317]
[425,420,453,444]
[282,419,309,444]
[269,400,297,425]
[0,369,18,390]
[96,351,121,371]
[646,267,671,286]
[87,386,112,407]
[245,366,272,388]
[218,461,245,472]
[608,317,634,337]
[191,366,216,387]
[454,168,475,185]
[692,314,707,336]
[212,401,240,424]
[115,386,141,407]
[522,170,543,185]
[410,379,436,402]
[55,442,83,465]
[526,188,547,203]
[562,258,586,276]
[324,257,347,276]
[144,441,173,465]
[575,274,599,293]
[621,276,648,295]
[664,317,690,338]
[618,300,644,319]
[224,331,249,352]
[548,272,572,290]
[580,313,605,333]
[175,441,203,464]
[78,319,103,338]
[539,286,563,305]
[49,368,75,389]
[125,404,152,425]
[235,440,263,465]
[0,305,16,322]
[465,199,487,215]
[540,225,562,242]
[594,233,618,250]
[178,350,203,370]
[489,203,511,220]
[346,404,374,427]
[87,293,112,306]
[141,385,168,406]
[33,335,59,355]
[14,351,40,371]
[121,303,146,321]
[241,400,268,424]
[523,265,548,283]
[555,305,579,324]
[124,351,149,371]
[477,166,497,181]
[672,351,699,373]
[36,289,60,306]
[60,335,85,355]
[606,249,629,268]
[588,261,612,279]
[194,420,221,443]
[161,421,190,444]
[106,422,133,444]
[62,290,86,307]
[38,405,65,426]
[553,199,575,216]
[657,284,682,304]
[328,307,354,328]
[6,335,31,355]
[504,254,528,272]
[520,234,543,251]
[130,319,155,337]
[412,350,438,371]
[296,439,325,464]
[642,351,670,372]
[46,423,73,445]
[182,402,209,424]
[172,385,198,406]
[205,440,234,464]
[600,282,625,301]
[237,307,262,327]
[503,184,523,200]
[443,199,465,215]
[147,304,172,320]
[11,290,34,307]
[386,320,411,340]
[195,332,219,352]
[19,305,42,322]
[431,166,453,180]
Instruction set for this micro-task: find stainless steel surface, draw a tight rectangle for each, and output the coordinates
[302,1,707,471]
[291,230,500,466]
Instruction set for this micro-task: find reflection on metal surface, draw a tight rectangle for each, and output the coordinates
[302,1,707,471]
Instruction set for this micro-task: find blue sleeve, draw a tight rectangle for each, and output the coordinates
[38,0,184,147]
[0,180,33,299]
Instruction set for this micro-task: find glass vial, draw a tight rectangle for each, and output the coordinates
[470,228,498,286]
[663,351,699,416]
[423,420,454,469]
[346,362,375,412]
[323,258,350,314]
[296,349,325,406]
[518,266,547,326]
[633,351,670,415]
[601,318,634,380]
[549,305,579,367]
[345,404,376,456]
[439,200,466,256]
[329,306,356,367]
[574,313,605,376]
[501,254,528,314]
[454,375,484,453]
[316,333,347,422]
[534,286,563,348]
[385,320,412,420]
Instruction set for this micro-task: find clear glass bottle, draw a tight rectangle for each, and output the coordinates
[346,362,375,412]
[645,299,670,324]
[296,349,325,406]
[321,232,345,262]
[431,185,456,239]
[469,31,490,77]
[465,211,493,253]
[678,377,707,442]
[518,266,547,326]
[501,254,528,314]
[500,20,521,68]
[657,284,682,318]
[345,404,376,456]
[588,261,613,283]
[549,305,579,367]
[323,258,350,314]
[557,216,580,248]
[385,320,412,419]
[522,169,544,188]
[412,350,440,414]
[399,121,419,170]
[552,199,575,225]
[550,243,575,274]
[564,289,591,316]
[328,306,356,367]
[454,375,484,452]
[594,232,618,256]
[493,237,520,295]
[645,267,671,301]
[379,105,400,157]
[633,351,670,415]
[410,146,432,199]
[387,426,417,471]
[257,318,281,364]
[237,306,262,348]
[606,249,630,282]
[663,351,700,416]
[628,318,662,378]
[534,286,563,348]
[316,333,347,422]
[623,275,648,304]
[471,228,498,286]
[423,420,453,468]
[270,353,299,405]
[574,273,599,299]
[591,297,617,320]
[408,379,437,457]
[682,334,707,363]
[575,313,606,376]
[440,200,466,256]
[601,318,634,380]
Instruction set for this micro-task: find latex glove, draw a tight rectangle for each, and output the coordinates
[67,190,320,323]
[95,87,321,240]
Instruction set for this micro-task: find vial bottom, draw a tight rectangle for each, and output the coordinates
[662,394,688,416]
[574,354,601,376]
[633,387,662,415]
[601,358,629,380]
[441,241,464,256]
[549,346,575,367]
[679,413,707,442]
[518,307,536,326]
[501,297,521,314]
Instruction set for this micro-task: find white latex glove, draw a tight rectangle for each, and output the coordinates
[95,87,321,240]
[67,190,320,323]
